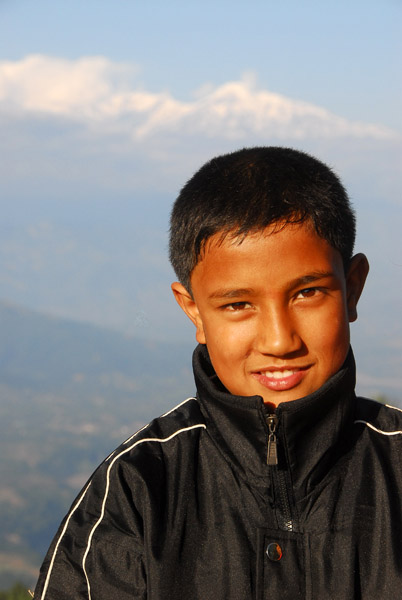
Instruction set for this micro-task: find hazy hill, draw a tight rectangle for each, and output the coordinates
[0,300,194,589]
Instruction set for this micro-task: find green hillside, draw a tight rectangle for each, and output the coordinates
[0,301,195,589]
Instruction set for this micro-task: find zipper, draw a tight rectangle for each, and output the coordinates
[275,469,293,531]
[266,414,278,466]
[265,412,294,531]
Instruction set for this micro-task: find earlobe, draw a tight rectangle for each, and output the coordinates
[171,282,206,344]
[346,253,369,322]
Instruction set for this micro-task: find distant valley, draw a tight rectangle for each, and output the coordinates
[0,301,194,589]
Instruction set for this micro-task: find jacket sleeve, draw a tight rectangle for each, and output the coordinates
[33,459,147,600]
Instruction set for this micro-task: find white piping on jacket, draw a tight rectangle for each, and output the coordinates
[354,420,402,436]
[121,398,197,447]
[354,402,402,436]
[161,397,197,418]
[121,423,149,447]
[385,403,402,413]
[39,482,92,600]
[82,422,206,600]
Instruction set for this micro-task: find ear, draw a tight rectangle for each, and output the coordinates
[171,282,206,344]
[345,253,369,322]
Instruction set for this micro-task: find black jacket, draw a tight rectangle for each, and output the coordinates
[34,345,402,599]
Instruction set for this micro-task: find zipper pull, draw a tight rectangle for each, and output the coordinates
[266,414,278,466]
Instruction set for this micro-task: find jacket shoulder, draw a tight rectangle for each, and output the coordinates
[62,397,206,519]
[119,396,205,449]
[355,396,402,435]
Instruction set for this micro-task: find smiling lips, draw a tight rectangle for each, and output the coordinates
[252,367,310,391]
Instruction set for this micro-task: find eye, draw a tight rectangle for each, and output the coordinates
[296,287,321,299]
[223,301,252,311]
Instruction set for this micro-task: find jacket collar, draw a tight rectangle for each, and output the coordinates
[193,343,357,496]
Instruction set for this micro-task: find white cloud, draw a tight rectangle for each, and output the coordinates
[0,54,397,142]
[0,54,139,118]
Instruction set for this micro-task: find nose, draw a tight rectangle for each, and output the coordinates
[254,304,302,357]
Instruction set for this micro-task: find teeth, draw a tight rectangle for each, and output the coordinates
[263,370,296,379]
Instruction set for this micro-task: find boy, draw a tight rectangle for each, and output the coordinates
[34,147,402,599]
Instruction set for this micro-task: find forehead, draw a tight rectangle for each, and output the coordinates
[191,223,344,293]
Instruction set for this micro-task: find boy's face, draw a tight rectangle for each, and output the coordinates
[172,222,368,408]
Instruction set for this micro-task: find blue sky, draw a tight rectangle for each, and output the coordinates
[1,0,401,129]
[0,0,401,398]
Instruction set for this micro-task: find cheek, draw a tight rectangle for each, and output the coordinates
[297,302,350,368]
[203,318,253,358]
[312,308,351,368]
[310,299,349,336]
[327,304,350,343]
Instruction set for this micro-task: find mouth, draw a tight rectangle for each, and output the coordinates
[251,366,311,391]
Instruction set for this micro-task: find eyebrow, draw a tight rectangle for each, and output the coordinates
[208,288,255,300]
[208,271,336,300]
[295,271,335,286]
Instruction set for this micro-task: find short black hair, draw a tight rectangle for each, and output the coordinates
[169,146,356,292]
